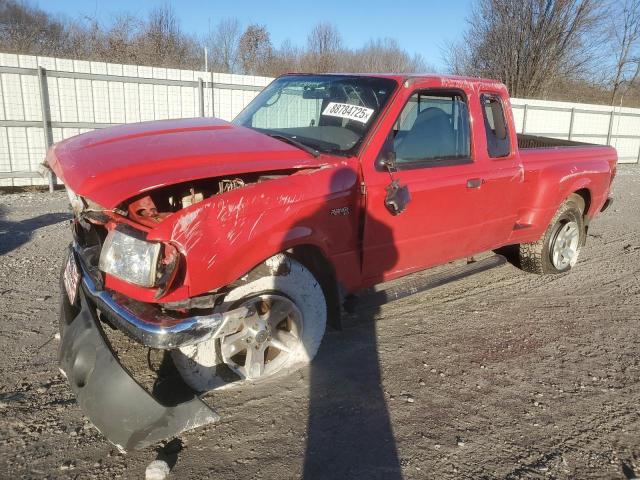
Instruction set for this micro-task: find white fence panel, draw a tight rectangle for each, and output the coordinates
[0,52,638,188]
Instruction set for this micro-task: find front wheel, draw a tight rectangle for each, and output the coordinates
[519,195,586,274]
[172,254,327,392]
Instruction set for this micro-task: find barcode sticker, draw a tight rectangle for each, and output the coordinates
[321,102,375,124]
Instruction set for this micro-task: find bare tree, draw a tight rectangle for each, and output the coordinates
[238,24,272,75]
[138,4,198,68]
[91,14,141,65]
[0,0,74,56]
[447,0,606,98]
[262,39,301,76]
[306,22,342,72]
[345,38,429,73]
[609,0,640,104]
[205,18,241,73]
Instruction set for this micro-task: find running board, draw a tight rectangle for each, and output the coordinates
[344,254,507,313]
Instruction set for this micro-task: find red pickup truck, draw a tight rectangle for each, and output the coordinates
[48,73,616,450]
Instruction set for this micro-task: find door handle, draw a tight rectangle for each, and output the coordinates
[467,178,484,189]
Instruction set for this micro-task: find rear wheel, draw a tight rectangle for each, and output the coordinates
[172,254,327,392]
[519,195,586,274]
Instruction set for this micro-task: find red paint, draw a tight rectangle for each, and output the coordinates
[48,75,617,304]
[47,117,322,209]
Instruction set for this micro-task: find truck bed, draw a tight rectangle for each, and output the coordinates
[517,134,590,149]
[516,133,616,240]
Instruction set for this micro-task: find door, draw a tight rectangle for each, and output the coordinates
[470,92,523,251]
[362,89,490,283]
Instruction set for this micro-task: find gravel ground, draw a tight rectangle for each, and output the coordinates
[0,168,639,479]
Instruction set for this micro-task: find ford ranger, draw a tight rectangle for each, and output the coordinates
[47,74,616,450]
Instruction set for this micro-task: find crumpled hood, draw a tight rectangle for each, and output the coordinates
[47,117,320,208]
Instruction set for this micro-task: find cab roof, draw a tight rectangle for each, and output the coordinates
[280,72,507,92]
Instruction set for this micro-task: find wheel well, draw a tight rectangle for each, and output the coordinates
[571,189,591,216]
[287,244,342,330]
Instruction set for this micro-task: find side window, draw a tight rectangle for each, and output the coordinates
[481,94,510,158]
[391,91,471,168]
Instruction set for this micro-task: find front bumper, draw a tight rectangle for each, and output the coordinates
[73,243,254,349]
[59,252,219,450]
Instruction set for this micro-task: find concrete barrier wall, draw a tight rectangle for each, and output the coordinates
[0,53,636,187]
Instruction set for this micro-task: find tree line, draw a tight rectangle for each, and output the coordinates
[449,0,640,106]
[0,1,428,76]
[1,0,640,106]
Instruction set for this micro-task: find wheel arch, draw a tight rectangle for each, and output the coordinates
[570,188,591,217]
[287,244,343,330]
[568,188,590,244]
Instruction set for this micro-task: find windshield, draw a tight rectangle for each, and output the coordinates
[233,75,398,156]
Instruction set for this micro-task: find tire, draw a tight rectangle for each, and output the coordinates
[172,253,327,392]
[519,195,586,275]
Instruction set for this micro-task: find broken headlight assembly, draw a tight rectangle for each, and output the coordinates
[99,228,161,287]
[65,186,86,217]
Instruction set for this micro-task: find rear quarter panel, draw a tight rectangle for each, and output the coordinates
[511,145,617,243]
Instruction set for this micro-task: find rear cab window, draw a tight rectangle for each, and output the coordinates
[481,94,511,158]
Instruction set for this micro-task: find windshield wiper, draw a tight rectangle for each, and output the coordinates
[266,133,320,158]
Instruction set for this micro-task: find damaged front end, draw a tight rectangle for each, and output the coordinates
[59,250,219,451]
[47,117,330,450]
[57,174,290,450]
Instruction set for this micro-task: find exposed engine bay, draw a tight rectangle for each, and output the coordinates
[124,172,294,228]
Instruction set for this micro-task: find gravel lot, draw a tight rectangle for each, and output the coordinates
[0,168,639,479]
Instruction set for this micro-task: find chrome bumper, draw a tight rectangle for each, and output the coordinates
[74,246,254,349]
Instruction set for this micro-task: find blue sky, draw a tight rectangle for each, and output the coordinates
[39,0,473,71]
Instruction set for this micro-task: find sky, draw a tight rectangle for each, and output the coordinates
[38,0,473,71]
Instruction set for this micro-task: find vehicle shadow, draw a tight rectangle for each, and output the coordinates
[295,168,403,479]
[622,461,638,479]
[167,167,403,478]
[0,204,71,255]
[302,312,403,479]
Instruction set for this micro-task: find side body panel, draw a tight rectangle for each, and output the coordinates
[142,160,363,300]
[359,78,524,285]
[507,146,617,244]
[358,76,616,287]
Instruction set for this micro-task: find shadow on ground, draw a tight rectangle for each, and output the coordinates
[0,204,70,255]
[302,309,403,479]
[298,168,403,479]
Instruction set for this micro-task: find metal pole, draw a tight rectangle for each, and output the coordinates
[568,108,575,141]
[606,110,615,146]
[210,69,215,118]
[37,66,55,192]
[521,104,528,134]
[198,78,205,117]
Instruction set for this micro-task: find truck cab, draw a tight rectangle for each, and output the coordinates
[359,76,524,283]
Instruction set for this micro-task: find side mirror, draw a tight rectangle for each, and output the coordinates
[377,134,410,214]
[385,179,411,215]
[375,142,398,172]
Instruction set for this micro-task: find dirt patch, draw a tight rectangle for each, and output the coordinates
[0,169,639,479]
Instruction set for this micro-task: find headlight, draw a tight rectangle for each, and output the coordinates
[99,229,161,287]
